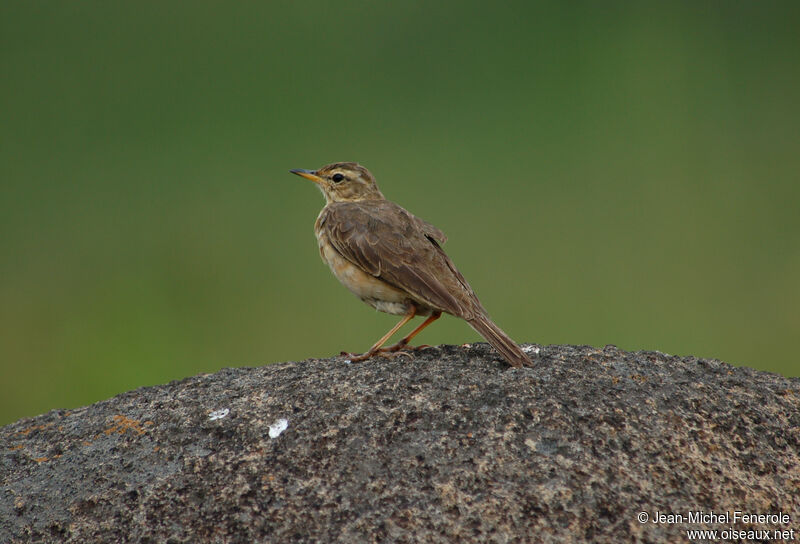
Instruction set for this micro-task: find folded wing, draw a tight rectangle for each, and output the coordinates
[320,201,483,320]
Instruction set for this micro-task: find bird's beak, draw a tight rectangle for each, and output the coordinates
[290,168,324,184]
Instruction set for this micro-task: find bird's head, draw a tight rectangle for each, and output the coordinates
[290,162,385,204]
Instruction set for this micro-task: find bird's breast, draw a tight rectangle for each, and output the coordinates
[315,228,412,316]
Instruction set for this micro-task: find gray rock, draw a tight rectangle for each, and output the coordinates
[2,344,798,543]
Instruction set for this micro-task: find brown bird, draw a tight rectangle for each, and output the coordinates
[290,162,532,368]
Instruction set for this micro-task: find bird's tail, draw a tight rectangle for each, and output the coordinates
[467,314,532,368]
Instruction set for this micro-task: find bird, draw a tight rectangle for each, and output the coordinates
[290,162,532,368]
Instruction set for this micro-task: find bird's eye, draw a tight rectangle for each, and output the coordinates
[332,173,345,183]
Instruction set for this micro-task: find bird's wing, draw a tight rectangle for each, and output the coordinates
[320,201,481,319]
[416,217,447,244]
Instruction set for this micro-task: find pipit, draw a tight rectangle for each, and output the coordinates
[290,162,532,368]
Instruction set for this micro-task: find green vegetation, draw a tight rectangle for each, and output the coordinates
[2,2,798,425]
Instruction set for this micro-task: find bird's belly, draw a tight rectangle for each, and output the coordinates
[319,241,411,315]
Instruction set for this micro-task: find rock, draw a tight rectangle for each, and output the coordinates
[2,344,798,543]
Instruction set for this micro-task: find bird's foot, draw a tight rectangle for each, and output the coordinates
[378,350,414,360]
[377,341,431,354]
[340,351,371,362]
[340,348,414,362]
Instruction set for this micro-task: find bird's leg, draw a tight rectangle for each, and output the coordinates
[379,311,441,353]
[344,306,417,362]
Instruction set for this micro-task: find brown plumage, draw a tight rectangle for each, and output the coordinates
[290,162,532,368]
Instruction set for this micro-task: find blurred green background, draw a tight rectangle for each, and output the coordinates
[2,2,798,426]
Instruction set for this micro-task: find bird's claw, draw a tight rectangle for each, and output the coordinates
[378,350,413,360]
[339,348,414,362]
[340,351,370,362]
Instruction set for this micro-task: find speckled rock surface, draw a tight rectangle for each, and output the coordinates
[2,344,799,543]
